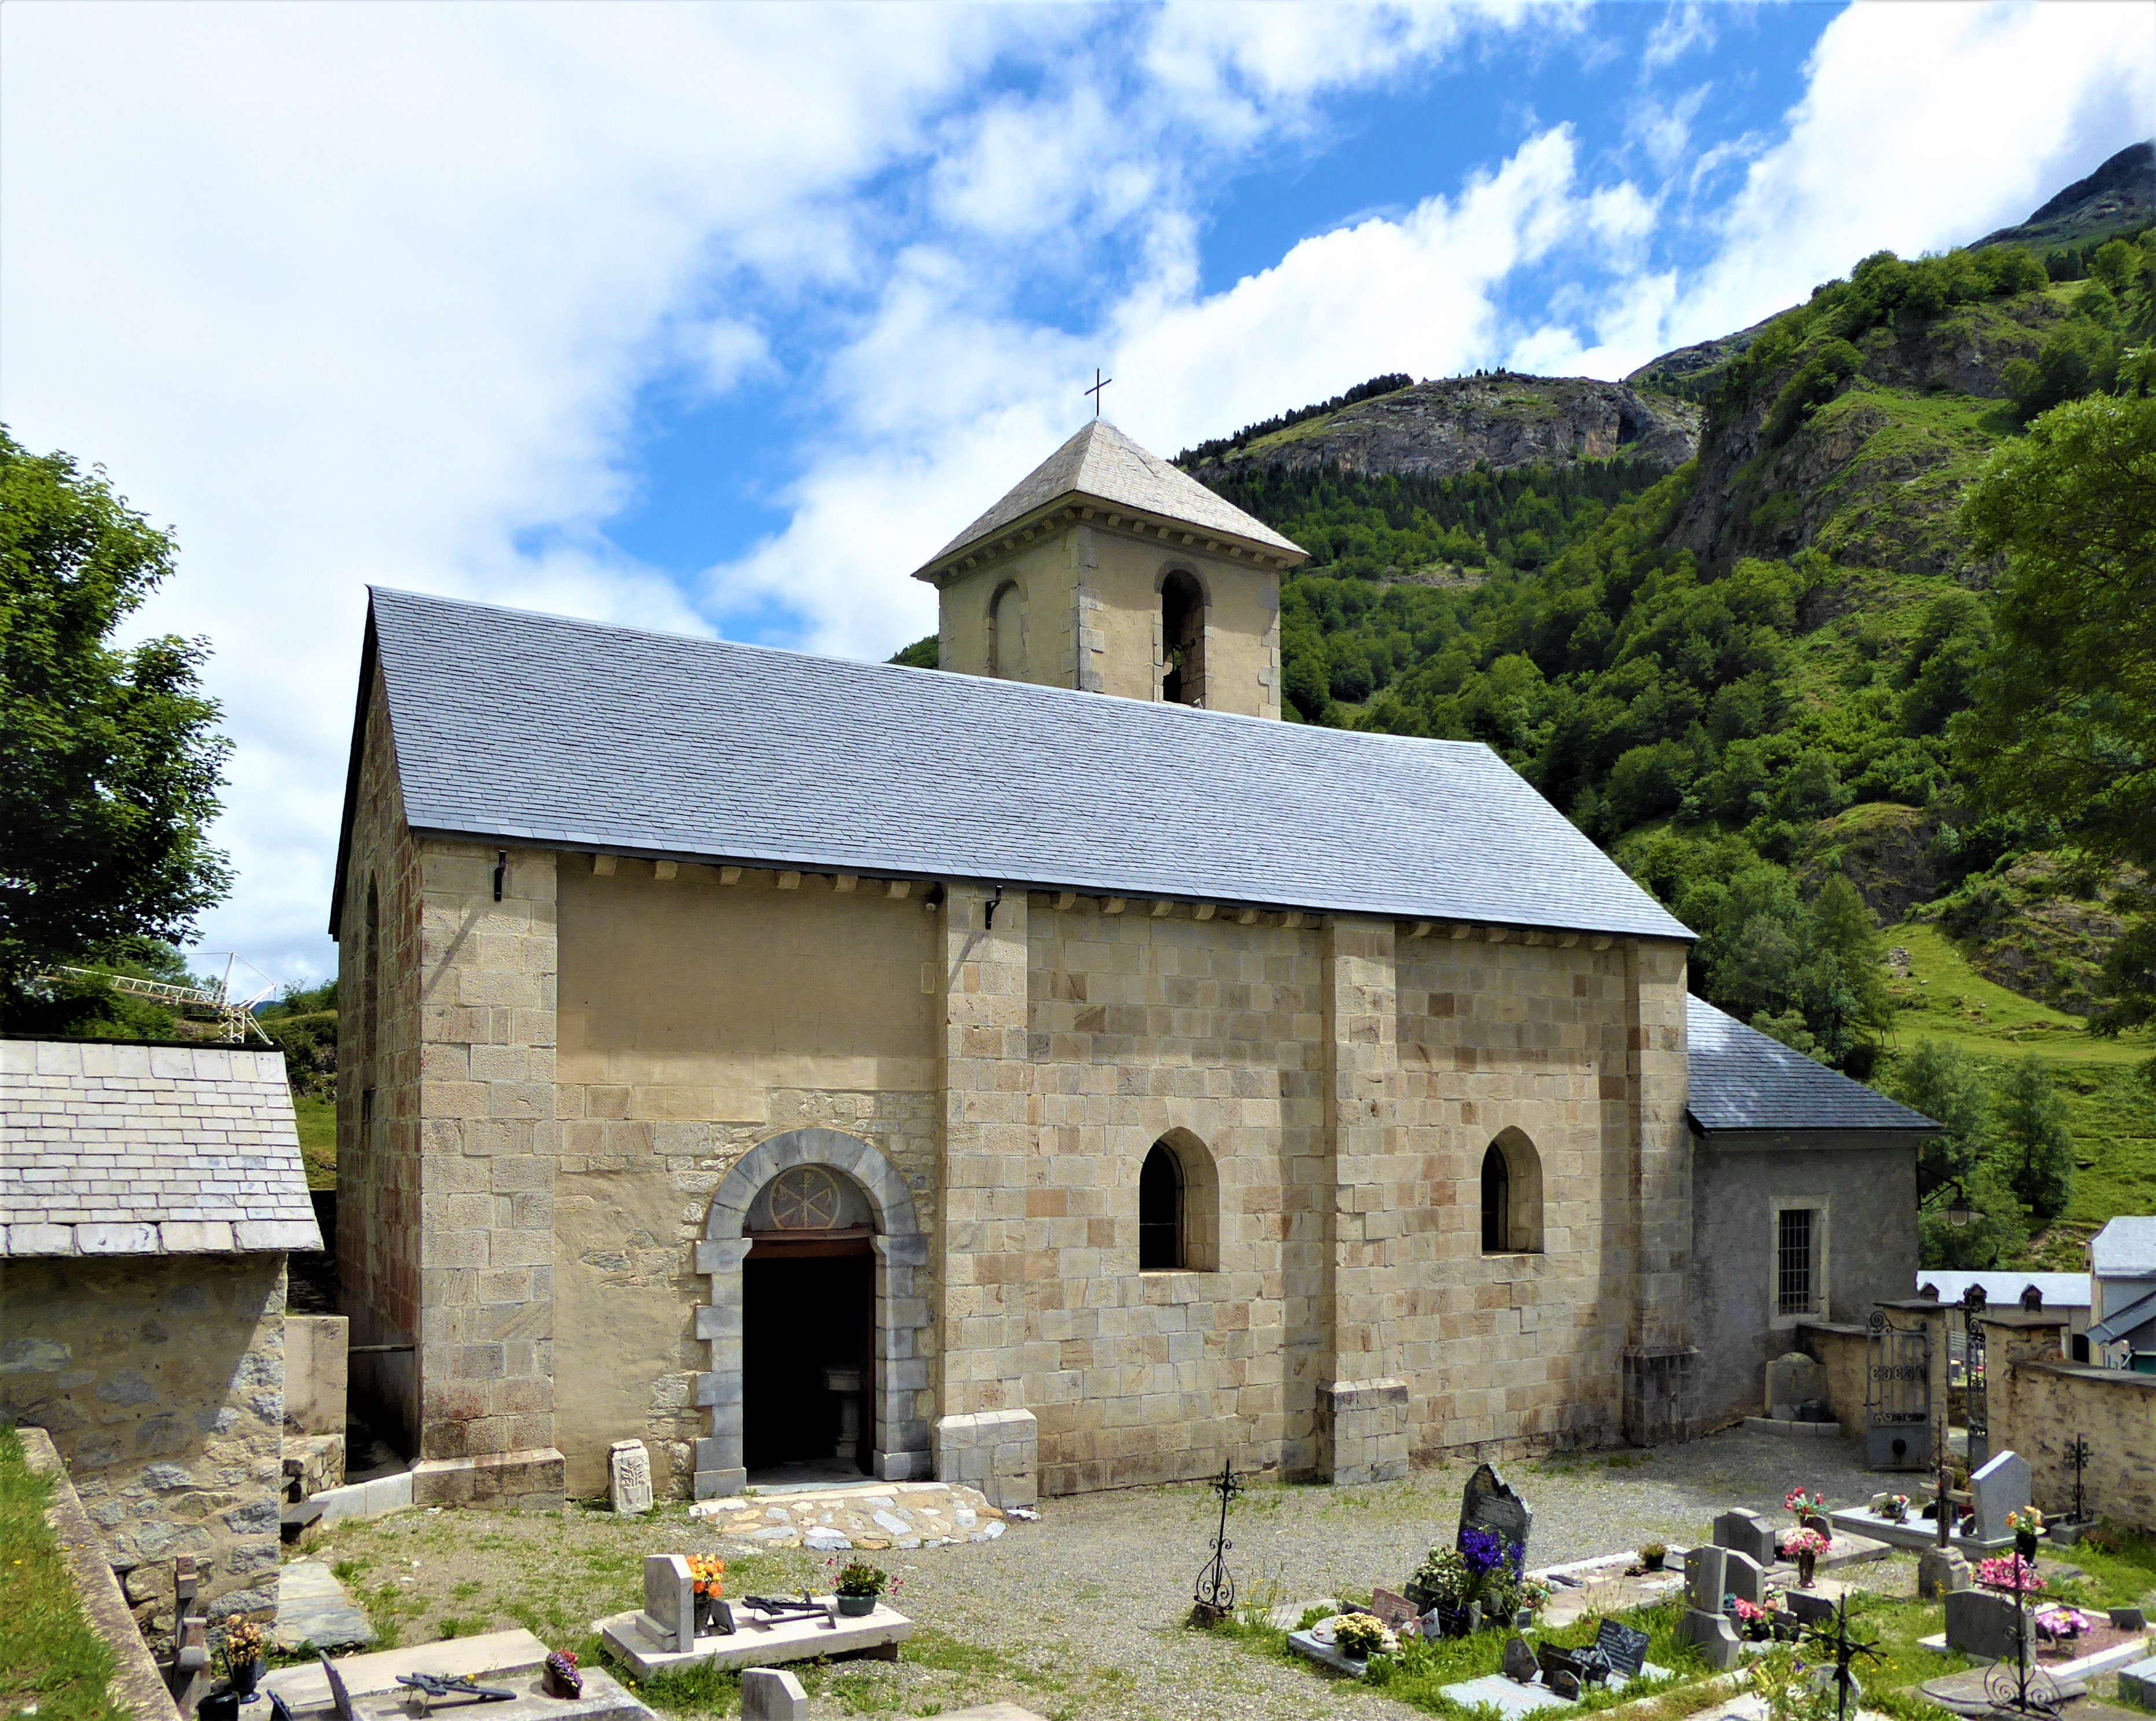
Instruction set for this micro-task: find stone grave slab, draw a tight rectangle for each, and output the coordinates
[1818,1530,1894,1573]
[1288,1619,1373,1679]
[1944,1588,2032,1661]
[1828,1507,2010,1555]
[742,1668,807,1720]
[932,1709,1054,1721]
[596,1598,912,1679]
[1264,1597,1340,1631]
[1714,1510,1780,1568]
[274,1560,376,1652]
[2120,1656,2156,1711]
[610,1441,653,1516]
[1968,1451,2032,1546]
[1438,1661,1674,1717]
[1460,1463,1534,1564]
[261,1632,654,1721]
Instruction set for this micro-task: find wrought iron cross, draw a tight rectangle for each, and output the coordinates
[1086,367,1112,418]
[1801,1591,1881,1721]
[1193,1459,1242,1620]
[2065,1436,2091,1525]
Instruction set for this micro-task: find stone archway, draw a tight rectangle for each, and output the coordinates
[691,1129,930,1499]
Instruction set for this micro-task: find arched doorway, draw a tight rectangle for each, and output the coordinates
[1161,569,1207,706]
[743,1164,875,1481]
[692,1129,931,1500]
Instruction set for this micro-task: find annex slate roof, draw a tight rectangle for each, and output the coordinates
[1684,995,1938,1135]
[917,419,1306,574]
[0,1041,321,1258]
[2091,1215,2156,1279]
[1915,1270,2091,1311]
[349,587,1692,942]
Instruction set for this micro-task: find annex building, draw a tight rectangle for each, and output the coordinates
[329,419,1931,1508]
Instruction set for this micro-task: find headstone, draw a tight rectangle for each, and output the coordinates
[1968,1452,2033,1544]
[1723,1551,1767,1609]
[1458,1462,1533,1566]
[1595,1620,1653,1679]
[1766,1353,1827,1421]
[1918,1548,1971,1601]
[1945,1588,2031,1661]
[1713,1508,1779,1567]
[640,1554,695,1652]
[1680,1609,1743,1670]
[1504,1636,1539,1684]
[1785,1589,1838,1627]
[2112,1607,2148,1631]
[1370,1588,1420,1632]
[1685,1544,1728,1614]
[1549,1669,1582,1701]
[742,1668,809,1721]
[1802,1512,1834,1539]
[610,1440,654,1516]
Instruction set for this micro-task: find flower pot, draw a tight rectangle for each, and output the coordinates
[1796,1551,1818,1587]
[1516,1608,1535,1630]
[1465,1601,1483,1636]
[1747,1623,1770,1642]
[2016,1530,2040,1561]
[228,1658,263,1699]
[199,1695,241,1721]
[837,1592,877,1617]
[1644,1554,1666,1572]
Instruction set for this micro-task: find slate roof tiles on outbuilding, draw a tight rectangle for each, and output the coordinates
[341,586,1693,944]
[1684,994,1938,1136]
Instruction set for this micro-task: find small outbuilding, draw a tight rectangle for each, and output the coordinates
[0,1039,321,1649]
[1682,997,1939,1428]
[2088,1215,2156,1369]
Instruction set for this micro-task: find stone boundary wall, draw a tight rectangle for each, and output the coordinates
[19,1425,183,1721]
[1990,1334,2156,1532]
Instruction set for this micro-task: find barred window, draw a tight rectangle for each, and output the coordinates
[1777,1208,1817,1317]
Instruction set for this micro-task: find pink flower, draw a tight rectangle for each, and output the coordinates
[1977,1555,2045,1596]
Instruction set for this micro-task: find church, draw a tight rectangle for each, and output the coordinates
[330,419,1933,1508]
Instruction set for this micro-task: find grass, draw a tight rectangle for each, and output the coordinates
[294,1094,336,1186]
[0,1427,129,1721]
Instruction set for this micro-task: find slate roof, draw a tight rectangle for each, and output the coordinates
[1916,1270,2091,1311]
[2087,1285,2156,1346]
[343,587,1694,943]
[0,1041,321,1258]
[916,420,1305,575]
[2091,1215,2156,1279]
[1684,995,1938,1134]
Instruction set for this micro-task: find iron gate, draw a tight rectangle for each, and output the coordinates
[1866,1309,1933,1470]
[1962,1286,1989,1469]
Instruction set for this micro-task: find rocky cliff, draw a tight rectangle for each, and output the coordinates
[1184,375,1700,482]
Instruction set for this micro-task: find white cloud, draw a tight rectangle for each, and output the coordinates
[1642,2,1714,74]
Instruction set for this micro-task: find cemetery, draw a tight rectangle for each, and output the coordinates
[231,1426,2154,1721]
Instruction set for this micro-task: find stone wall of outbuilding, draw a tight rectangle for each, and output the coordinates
[0,1253,287,1650]
[1986,1314,2156,1533]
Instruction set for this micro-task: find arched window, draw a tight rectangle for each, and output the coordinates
[363,877,382,1079]
[1480,1129,1545,1255]
[1161,570,1205,706]
[1139,1142,1184,1269]
[989,581,1021,678]
[1481,1143,1510,1254]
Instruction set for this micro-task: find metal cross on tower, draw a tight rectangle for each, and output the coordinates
[1191,1459,1242,1623]
[1085,367,1112,418]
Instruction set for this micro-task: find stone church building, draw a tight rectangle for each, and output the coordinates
[331,420,1927,1508]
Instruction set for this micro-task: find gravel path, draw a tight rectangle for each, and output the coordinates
[306,1427,1887,1721]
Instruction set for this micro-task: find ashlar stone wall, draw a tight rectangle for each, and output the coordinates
[0,1253,287,1649]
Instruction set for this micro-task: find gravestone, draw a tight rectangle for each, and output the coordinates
[1503,1636,1539,1684]
[2113,1607,2148,1631]
[611,1440,654,1516]
[1766,1353,1827,1421]
[1713,1508,1779,1568]
[742,1668,808,1720]
[1969,1451,2032,1544]
[1458,1463,1533,1566]
[1594,1620,1653,1679]
[1724,1551,1767,1609]
[1785,1588,1838,1627]
[1680,1544,1741,1669]
[1945,1588,2031,1661]
[640,1554,695,1652]
[1685,1544,1728,1613]
[1918,1548,1971,1601]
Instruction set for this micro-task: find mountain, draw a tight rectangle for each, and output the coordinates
[1977,140,2154,254]
[1180,374,1700,482]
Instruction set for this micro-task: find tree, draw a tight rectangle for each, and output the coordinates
[0,429,231,1010]
[1920,1156,2030,1271]
[1956,394,2156,1033]
[1884,1038,1992,1200]
[1996,1056,2074,1221]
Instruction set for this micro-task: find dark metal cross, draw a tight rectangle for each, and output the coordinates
[1086,367,1112,418]
[1192,1459,1242,1621]
[2065,1436,2091,1525]
[1801,1591,1881,1721]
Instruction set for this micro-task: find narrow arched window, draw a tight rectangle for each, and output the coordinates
[1161,570,1205,706]
[1139,1142,1185,1269]
[990,582,1021,678]
[1481,1142,1510,1254]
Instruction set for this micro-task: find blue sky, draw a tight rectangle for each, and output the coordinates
[2,1,2151,980]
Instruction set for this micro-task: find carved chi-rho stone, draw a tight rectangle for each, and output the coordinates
[611,1440,654,1516]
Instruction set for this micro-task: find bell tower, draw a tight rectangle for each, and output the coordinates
[911,421,1307,719]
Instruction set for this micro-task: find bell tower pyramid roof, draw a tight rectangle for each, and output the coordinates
[912,419,1305,583]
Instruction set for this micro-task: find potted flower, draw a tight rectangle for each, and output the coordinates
[688,1554,728,1633]
[2035,1605,2094,1645]
[1331,1612,1396,1662]
[542,1649,582,1699]
[1977,1554,2045,1599]
[1518,1577,1550,1628]
[1783,1526,1831,1587]
[1406,1546,1473,1636]
[1731,1598,1773,1641]
[833,1559,887,1617]
[219,1619,266,1698]
[2008,1506,2045,1561]
[1640,1542,1669,1573]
